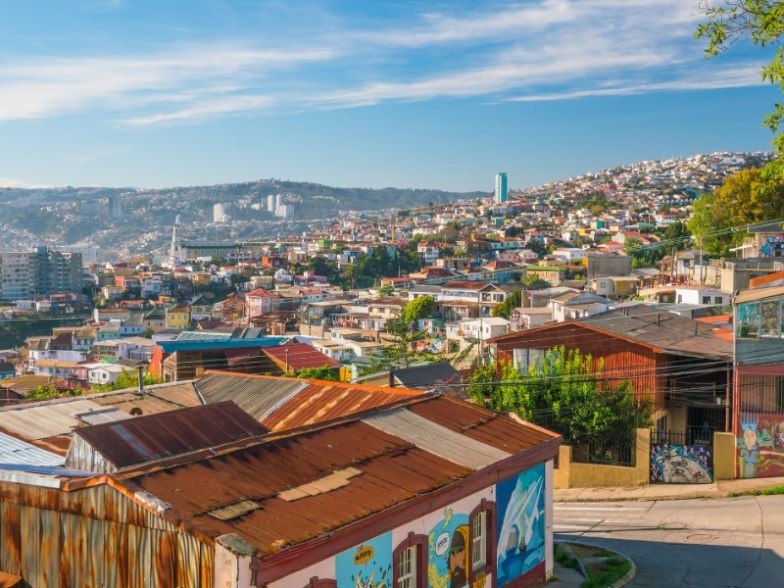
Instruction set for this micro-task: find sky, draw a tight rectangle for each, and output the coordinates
[0,0,778,192]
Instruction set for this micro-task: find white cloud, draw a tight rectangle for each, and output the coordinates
[0,1,758,124]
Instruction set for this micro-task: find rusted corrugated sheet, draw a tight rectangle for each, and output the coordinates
[408,396,558,452]
[262,343,341,370]
[0,399,104,441]
[0,481,213,587]
[69,402,268,471]
[261,382,420,432]
[128,418,472,556]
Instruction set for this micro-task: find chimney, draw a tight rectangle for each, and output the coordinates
[389,368,395,388]
[137,365,145,395]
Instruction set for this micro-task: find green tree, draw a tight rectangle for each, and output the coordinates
[468,347,650,448]
[27,385,84,400]
[522,275,551,290]
[377,284,395,298]
[402,295,435,324]
[295,365,339,381]
[492,289,521,318]
[92,369,159,392]
[696,0,784,151]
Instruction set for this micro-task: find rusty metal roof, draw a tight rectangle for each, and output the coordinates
[262,343,341,371]
[117,395,559,558]
[194,372,421,430]
[74,402,269,469]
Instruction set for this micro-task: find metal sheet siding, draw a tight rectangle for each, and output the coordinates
[362,409,511,469]
[0,482,214,587]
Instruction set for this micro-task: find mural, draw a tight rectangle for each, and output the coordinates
[759,235,784,257]
[335,531,392,588]
[496,463,546,588]
[738,413,784,478]
[427,508,471,588]
[650,444,712,484]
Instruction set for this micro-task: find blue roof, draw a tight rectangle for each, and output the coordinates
[158,336,288,353]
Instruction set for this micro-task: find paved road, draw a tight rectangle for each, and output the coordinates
[554,496,784,587]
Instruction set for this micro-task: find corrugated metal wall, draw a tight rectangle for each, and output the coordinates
[0,482,214,587]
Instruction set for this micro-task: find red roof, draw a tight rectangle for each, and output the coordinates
[263,343,341,371]
[246,288,279,298]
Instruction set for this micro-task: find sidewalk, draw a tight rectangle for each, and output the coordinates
[555,475,784,502]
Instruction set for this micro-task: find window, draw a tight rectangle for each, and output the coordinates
[471,511,487,570]
[702,296,711,304]
[468,500,496,585]
[393,533,427,588]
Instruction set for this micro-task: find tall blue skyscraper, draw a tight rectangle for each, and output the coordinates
[495,172,508,203]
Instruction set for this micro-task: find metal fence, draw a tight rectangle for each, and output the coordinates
[529,409,637,467]
[651,426,714,448]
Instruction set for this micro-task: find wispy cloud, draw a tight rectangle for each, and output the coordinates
[0,0,762,126]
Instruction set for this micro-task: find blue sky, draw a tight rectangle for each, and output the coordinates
[0,0,777,192]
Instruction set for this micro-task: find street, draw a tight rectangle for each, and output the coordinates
[554,496,784,587]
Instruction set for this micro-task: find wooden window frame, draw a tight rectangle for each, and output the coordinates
[393,532,428,588]
[469,499,497,587]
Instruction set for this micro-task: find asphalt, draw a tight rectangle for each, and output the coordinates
[548,476,784,586]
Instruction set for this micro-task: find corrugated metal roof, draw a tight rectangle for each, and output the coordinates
[259,381,421,432]
[117,395,559,558]
[74,402,268,469]
[0,399,104,440]
[262,343,341,370]
[362,409,510,470]
[195,373,309,420]
[0,432,64,467]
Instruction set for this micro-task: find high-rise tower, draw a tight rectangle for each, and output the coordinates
[170,215,183,267]
[495,172,508,203]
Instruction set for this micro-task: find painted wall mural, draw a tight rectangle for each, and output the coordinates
[650,444,713,484]
[335,531,393,588]
[427,508,471,588]
[738,413,784,478]
[495,463,546,588]
[759,235,784,257]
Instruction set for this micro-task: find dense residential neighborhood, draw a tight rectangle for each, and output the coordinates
[1,151,784,586]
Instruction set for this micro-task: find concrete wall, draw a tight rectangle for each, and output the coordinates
[554,428,650,489]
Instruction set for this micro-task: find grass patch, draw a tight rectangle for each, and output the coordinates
[581,557,631,588]
[555,544,581,574]
[729,485,784,497]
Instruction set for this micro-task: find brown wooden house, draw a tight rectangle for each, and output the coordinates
[491,305,733,434]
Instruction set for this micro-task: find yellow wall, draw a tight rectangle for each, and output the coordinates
[554,428,650,489]
[713,432,736,480]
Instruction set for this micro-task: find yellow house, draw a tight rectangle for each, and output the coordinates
[191,272,212,286]
[165,304,191,330]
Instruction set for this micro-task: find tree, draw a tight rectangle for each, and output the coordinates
[27,385,83,400]
[295,365,339,381]
[492,289,521,318]
[92,369,159,392]
[402,295,435,325]
[468,347,650,448]
[696,0,784,151]
[522,275,551,290]
[377,284,395,298]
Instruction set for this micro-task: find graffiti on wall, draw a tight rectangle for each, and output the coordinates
[650,444,712,484]
[496,463,546,588]
[427,508,471,588]
[760,235,784,257]
[335,531,392,588]
[738,413,784,478]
